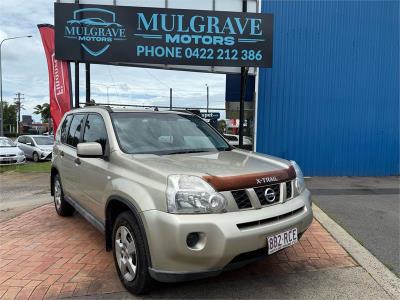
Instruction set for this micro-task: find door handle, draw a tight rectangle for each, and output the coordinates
[74,157,81,165]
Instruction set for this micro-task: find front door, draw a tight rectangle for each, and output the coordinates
[75,113,109,221]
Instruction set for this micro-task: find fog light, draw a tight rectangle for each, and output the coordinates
[186,232,200,248]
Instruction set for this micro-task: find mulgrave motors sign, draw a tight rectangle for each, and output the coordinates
[55,3,273,67]
[63,7,127,57]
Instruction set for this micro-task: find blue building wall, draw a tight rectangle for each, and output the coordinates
[256,0,399,176]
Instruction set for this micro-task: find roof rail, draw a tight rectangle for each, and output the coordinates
[172,109,201,116]
[82,104,114,113]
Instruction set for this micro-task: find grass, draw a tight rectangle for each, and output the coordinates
[0,161,51,174]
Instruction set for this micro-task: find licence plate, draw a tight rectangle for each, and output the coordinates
[267,228,298,255]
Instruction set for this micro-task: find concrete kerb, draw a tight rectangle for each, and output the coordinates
[312,204,400,299]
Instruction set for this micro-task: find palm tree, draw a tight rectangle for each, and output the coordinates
[33,103,50,123]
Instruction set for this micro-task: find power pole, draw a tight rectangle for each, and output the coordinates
[170,88,173,110]
[239,0,249,148]
[206,84,209,113]
[14,92,24,135]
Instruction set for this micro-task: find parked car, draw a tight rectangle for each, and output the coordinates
[51,106,313,295]
[224,134,252,148]
[0,137,26,165]
[16,135,53,162]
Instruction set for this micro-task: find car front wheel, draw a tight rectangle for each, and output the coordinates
[53,174,74,216]
[33,152,39,162]
[112,211,155,295]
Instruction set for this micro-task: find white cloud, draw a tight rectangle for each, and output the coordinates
[0,0,227,122]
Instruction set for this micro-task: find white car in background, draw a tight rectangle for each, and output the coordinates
[16,135,54,162]
[224,134,253,147]
[0,137,26,165]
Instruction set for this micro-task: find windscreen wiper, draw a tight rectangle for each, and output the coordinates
[166,150,209,155]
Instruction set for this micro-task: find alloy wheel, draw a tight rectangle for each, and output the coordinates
[115,225,137,282]
[54,179,62,210]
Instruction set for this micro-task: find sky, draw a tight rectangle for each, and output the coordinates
[0,0,227,122]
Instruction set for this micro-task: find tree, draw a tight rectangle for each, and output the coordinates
[218,119,227,134]
[2,102,17,132]
[33,103,50,123]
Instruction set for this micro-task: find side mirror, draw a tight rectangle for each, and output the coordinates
[26,142,32,146]
[77,142,103,158]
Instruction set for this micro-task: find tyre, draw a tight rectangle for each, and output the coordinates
[33,152,39,162]
[53,174,74,216]
[112,211,155,295]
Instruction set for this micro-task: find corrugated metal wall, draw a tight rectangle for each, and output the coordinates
[256,0,399,176]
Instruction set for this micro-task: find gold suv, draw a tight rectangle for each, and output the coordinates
[51,106,313,294]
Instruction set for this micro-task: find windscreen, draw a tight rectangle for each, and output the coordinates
[111,112,230,155]
[0,138,16,147]
[33,137,53,145]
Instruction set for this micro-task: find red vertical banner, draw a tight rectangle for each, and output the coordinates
[37,24,72,135]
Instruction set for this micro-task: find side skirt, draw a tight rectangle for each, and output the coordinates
[64,195,105,233]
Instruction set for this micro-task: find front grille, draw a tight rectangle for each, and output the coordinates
[254,183,280,206]
[286,181,292,199]
[236,206,305,230]
[0,159,17,164]
[231,190,252,209]
[0,154,16,157]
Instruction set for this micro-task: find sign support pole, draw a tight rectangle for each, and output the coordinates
[85,63,90,105]
[74,0,80,109]
[169,88,172,110]
[74,62,79,108]
[239,0,248,148]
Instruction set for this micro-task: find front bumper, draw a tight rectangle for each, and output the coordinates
[39,151,52,160]
[142,189,313,282]
[0,155,26,165]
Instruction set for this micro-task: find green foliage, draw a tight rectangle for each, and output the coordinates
[2,101,17,130]
[33,103,50,123]
[0,161,51,173]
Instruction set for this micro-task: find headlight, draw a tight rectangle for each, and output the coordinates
[166,175,227,214]
[18,151,25,156]
[290,161,305,194]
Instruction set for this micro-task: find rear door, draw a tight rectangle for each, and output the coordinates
[55,114,72,185]
[61,114,86,202]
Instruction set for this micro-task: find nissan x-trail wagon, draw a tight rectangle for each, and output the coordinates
[51,106,313,294]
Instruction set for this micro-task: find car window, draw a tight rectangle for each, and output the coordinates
[60,115,72,144]
[33,137,53,145]
[0,138,16,147]
[26,137,34,145]
[111,112,230,155]
[66,114,85,148]
[18,136,25,144]
[82,114,108,152]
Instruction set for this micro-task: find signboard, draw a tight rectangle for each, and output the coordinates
[225,74,256,102]
[201,112,221,119]
[55,3,273,68]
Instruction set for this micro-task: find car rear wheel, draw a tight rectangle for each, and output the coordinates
[53,174,74,216]
[112,211,155,295]
[33,152,39,162]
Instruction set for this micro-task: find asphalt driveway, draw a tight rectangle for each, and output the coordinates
[307,176,400,276]
[0,170,51,222]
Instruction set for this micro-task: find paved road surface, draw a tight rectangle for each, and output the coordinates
[308,176,400,276]
[0,171,51,222]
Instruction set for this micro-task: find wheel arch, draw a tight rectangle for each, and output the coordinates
[105,196,152,267]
